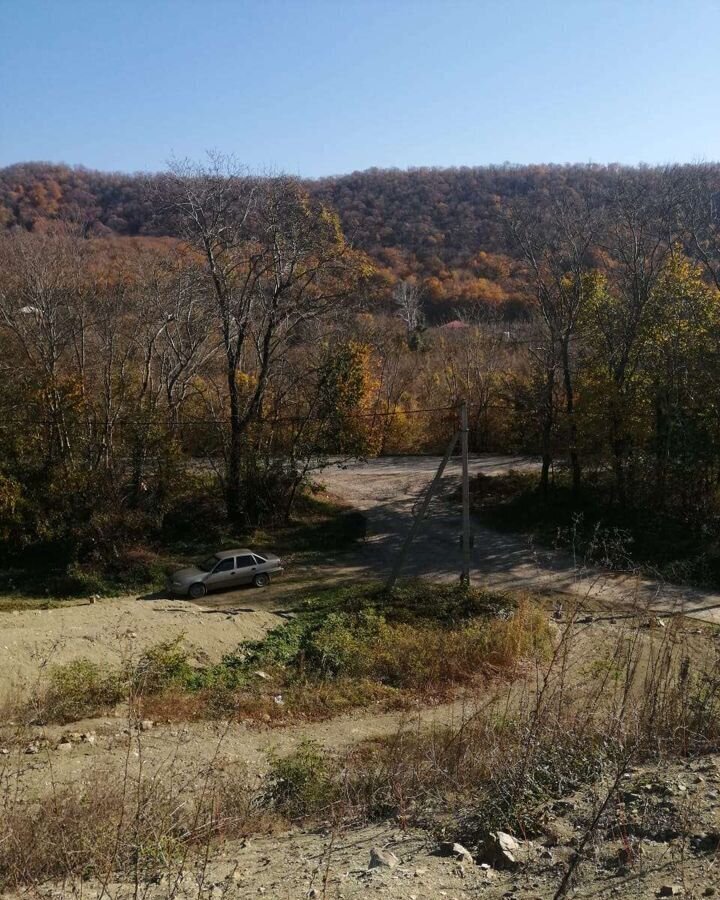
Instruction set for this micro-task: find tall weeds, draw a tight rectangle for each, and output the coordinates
[265,606,720,844]
[0,735,276,890]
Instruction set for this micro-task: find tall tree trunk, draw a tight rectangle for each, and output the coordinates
[226,368,244,526]
[654,391,669,510]
[612,435,627,508]
[561,338,581,496]
[539,367,556,499]
[130,434,147,508]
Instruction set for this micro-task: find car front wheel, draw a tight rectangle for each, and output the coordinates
[253,573,270,587]
[188,582,207,599]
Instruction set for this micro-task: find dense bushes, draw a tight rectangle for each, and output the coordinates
[0,460,310,597]
[17,583,552,725]
[285,603,550,689]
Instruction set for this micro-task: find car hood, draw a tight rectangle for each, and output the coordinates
[170,567,205,583]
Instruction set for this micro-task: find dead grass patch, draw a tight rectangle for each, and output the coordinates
[263,610,720,848]
[0,755,277,891]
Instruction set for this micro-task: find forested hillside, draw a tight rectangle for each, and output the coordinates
[6,161,718,314]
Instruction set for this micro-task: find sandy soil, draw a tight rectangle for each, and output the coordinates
[0,596,283,705]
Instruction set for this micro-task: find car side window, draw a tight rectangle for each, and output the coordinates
[253,554,266,564]
[213,558,235,573]
[235,555,256,568]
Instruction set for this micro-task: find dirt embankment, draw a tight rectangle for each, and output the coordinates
[0,597,282,706]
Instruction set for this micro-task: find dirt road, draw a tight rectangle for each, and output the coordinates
[319,454,720,624]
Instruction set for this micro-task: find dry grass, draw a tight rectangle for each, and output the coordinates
[9,585,553,728]
[0,742,278,891]
[2,587,719,894]
[136,599,552,725]
[263,607,720,847]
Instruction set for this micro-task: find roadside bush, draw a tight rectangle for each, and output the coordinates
[28,640,199,724]
[161,490,228,545]
[0,472,23,546]
[268,600,552,691]
[100,545,170,588]
[246,603,551,690]
[45,563,110,597]
[382,580,515,625]
[240,460,299,527]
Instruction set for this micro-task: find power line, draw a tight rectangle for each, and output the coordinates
[0,403,460,429]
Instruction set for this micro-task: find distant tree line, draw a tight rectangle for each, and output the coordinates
[4,161,720,316]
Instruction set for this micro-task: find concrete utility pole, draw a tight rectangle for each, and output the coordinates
[384,429,459,593]
[460,400,471,585]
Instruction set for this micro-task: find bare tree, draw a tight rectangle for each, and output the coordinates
[393,278,425,349]
[0,226,88,464]
[508,191,598,495]
[598,172,676,505]
[156,154,366,524]
[673,163,720,289]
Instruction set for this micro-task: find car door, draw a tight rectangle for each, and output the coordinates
[234,554,258,584]
[205,557,236,591]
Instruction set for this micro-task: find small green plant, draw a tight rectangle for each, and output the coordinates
[265,741,337,820]
[133,637,196,694]
[42,658,125,723]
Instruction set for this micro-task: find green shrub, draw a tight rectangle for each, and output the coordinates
[44,564,110,598]
[293,602,551,690]
[133,637,196,694]
[265,741,337,819]
[42,658,125,723]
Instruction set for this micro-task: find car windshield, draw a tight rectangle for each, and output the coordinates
[198,555,220,572]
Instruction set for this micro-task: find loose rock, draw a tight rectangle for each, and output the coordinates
[368,847,399,869]
[438,841,474,864]
[478,831,521,869]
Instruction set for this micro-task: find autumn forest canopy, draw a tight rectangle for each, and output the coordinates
[4,157,720,593]
[8,159,720,315]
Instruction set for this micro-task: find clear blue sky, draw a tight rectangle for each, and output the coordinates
[1,0,719,177]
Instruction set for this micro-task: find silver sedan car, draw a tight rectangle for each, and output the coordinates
[168,549,284,599]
